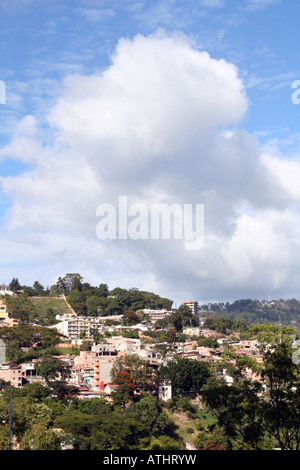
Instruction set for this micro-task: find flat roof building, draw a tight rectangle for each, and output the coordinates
[182,300,199,315]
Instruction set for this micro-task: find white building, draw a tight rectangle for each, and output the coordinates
[142,309,172,322]
[0,285,14,296]
[182,301,199,315]
[158,381,172,402]
[52,318,100,339]
[182,327,202,336]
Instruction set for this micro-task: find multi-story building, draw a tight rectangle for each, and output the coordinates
[0,300,7,319]
[93,336,141,354]
[0,285,14,296]
[0,361,23,387]
[94,358,116,391]
[182,300,199,316]
[69,351,116,391]
[92,342,118,357]
[142,309,172,322]
[158,381,172,402]
[0,317,19,328]
[21,361,46,385]
[53,318,101,340]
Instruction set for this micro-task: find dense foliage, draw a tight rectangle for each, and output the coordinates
[0,325,62,362]
[201,298,300,327]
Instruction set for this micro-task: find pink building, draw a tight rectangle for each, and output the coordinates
[70,351,116,391]
[0,362,23,387]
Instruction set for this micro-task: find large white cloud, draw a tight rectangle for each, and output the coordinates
[47,33,247,162]
[0,31,299,303]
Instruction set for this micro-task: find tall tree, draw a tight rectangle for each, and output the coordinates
[9,277,21,294]
[158,357,211,394]
[111,354,154,391]
[111,371,136,410]
[202,334,300,450]
[33,281,44,297]
[55,274,83,295]
[35,356,70,384]
[97,283,109,298]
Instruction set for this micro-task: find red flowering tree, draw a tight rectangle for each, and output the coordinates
[123,310,139,325]
[112,371,136,410]
[165,330,176,343]
[202,440,225,451]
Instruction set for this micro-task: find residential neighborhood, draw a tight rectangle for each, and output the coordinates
[0,276,299,451]
[0,294,264,400]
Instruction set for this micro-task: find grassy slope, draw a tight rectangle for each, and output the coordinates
[30,296,72,316]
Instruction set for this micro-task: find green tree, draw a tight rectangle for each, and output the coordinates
[171,312,183,332]
[9,277,21,294]
[55,273,83,295]
[126,396,175,438]
[33,281,45,296]
[48,381,78,402]
[4,293,36,323]
[177,304,199,327]
[55,412,143,450]
[97,283,109,298]
[158,357,211,394]
[111,354,154,391]
[112,371,136,410]
[259,341,300,449]
[35,356,70,383]
[146,436,185,450]
[20,422,61,450]
[17,382,51,402]
[69,398,112,416]
[0,392,58,450]
[197,337,219,348]
[203,336,300,450]
[80,339,93,351]
[202,376,265,450]
[66,289,86,315]
[0,325,61,362]
[85,295,101,316]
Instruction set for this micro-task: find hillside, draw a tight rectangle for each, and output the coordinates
[200,298,300,329]
[29,296,72,316]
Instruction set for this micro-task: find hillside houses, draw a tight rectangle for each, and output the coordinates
[0,320,266,398]
[0,293,271,402]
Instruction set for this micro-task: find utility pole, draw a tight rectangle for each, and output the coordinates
[1,385,12,450]
[8,386,12,450]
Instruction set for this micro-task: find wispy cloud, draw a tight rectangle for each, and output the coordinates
[75,7,116,22]
[199,0,224,7]
[246,0,281,12]
[0,0,45,12]
[245,71,297,91]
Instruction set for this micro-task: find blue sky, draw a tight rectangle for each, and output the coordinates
[1,0,300,305]
[1,1,299,135]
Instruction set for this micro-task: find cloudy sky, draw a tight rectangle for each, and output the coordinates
[1,0,300,306]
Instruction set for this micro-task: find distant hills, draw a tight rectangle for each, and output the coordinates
[199,298,300,328]
[3,274,300,330]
